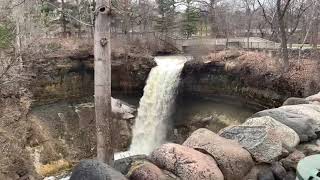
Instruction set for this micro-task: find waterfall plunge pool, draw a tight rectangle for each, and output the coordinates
[113,93,261,145]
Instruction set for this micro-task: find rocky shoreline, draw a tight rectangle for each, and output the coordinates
[97,92,320,180]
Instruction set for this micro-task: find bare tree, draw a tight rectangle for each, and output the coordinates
[94,0,114,164]
[257,0,309,71]
[242,0,258,48]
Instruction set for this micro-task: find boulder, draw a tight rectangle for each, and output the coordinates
[219,125,282,163]
[257,169,275,180]
[70,160,127,180]
[243,164,271,180]
[114,155,148,175]
[128,161,167,180]
[150,143,224,180]
[270,162,286,180]
[242,116,299,149]
[279,104,320,124]
[283,171,296,180]
[283,97,310,106]
[183,128,254,180]
[252,108,318,142]
[306,92,320,102]
[297,143,320,156]
[111,98,136,120]
[280,150,305,171]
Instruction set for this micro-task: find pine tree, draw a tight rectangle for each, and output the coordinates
[181,0,199,39]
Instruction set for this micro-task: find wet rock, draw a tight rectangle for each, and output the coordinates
[219,125,282,163]
[280,150,305,171]
[128,161,166,180]
[257,169,275,180]
[70,160,127,180]
[283,97,310,106]
[183,128,254,180]
[253,108,318,142]
[242,116,299,149]
[150,143,224,180]
[270,162,286,180]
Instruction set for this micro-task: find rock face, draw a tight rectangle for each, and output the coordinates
[183,128,253,180]
[181,51,320,108]
[219,125,282,163]
[31,52,155,105]
[242,116,299,149]
[128,161,167,180]
[253,108,318,142]
[282,97,310,106]
[150,143,224,180]
[70,160,127,180]
[75,98,136,150]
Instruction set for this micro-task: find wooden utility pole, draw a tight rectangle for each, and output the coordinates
[94,0,113,165]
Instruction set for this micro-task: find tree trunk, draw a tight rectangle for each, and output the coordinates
[61,0,67,37]
[312,17,319,49]
[76,0,82,38]
[246,15,252,49]
[94,0,114,165]
[277,0,289,71]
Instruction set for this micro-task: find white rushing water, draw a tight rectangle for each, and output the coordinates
[129,56,187,155]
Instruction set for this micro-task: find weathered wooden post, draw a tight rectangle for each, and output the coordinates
[94,0,114,165]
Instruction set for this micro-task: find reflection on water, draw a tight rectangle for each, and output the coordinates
[114,93,260,133]
[175,95,260,133]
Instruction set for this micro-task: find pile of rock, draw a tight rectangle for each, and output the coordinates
[70,92,320,180]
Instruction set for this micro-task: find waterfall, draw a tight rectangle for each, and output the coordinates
[129,56,187,155]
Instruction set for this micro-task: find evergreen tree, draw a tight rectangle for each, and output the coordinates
[181,0,199,39]
[155,0,177,34]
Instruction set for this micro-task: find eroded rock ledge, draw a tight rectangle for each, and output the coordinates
[181,50,320,107]
[30,51,155,105]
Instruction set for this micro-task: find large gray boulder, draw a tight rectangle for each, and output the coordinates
[219,125,282,163]
[252,108,318,142]
[242,116,300,149]
[279,104,320,124]
[183,128,254,180]
[150,143,224,180]
[70,160,127,180]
